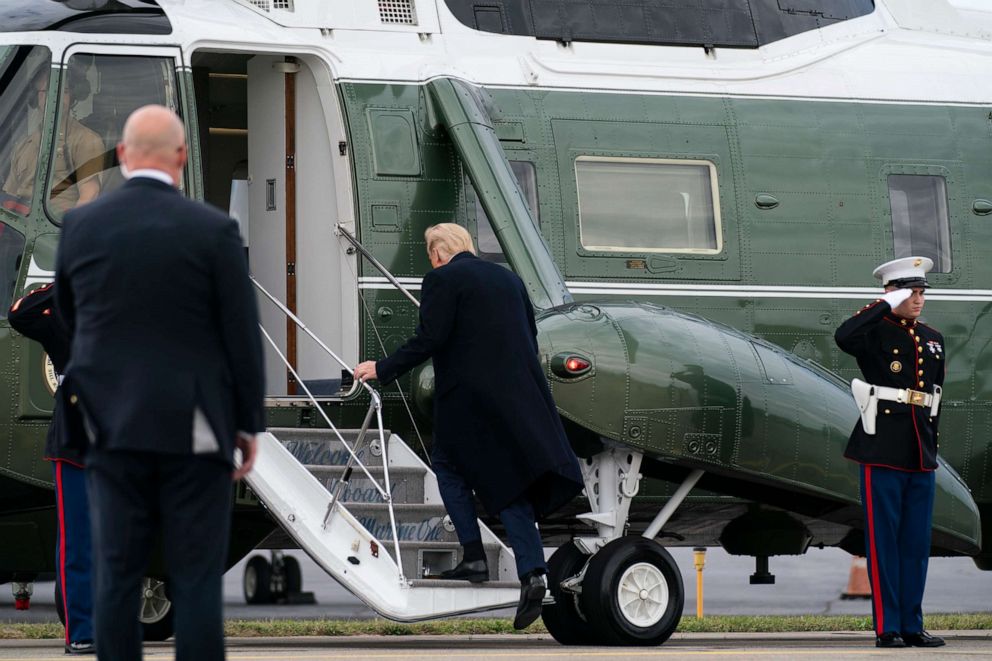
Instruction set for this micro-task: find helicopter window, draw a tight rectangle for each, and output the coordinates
[473,160,540,263]
[575,157,721,254]
[0,222,25,319]
[46,53,180,224]
[887,175,951,273]
[0,46,52,218]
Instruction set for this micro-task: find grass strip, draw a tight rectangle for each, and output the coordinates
[3,613,991,640]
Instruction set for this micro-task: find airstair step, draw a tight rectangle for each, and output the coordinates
[346,503,456,544]
[409,579,521,589]
[304,465,426,504]
[272,427,392,467]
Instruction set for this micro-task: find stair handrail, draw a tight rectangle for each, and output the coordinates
[336,224,421,309]
[251,280,406,583]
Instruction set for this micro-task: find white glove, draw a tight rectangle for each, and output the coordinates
[882,288,913,308]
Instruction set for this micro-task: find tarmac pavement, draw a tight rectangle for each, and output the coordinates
[1,632,992,660]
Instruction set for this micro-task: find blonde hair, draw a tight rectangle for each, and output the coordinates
[424,223,476,261]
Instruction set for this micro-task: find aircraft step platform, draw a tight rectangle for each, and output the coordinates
[243,428,523,621]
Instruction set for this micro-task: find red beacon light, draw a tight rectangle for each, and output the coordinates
[551,352,593,378]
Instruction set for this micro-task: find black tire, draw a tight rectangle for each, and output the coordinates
[283,556,302,594]
[542,541,597,645]
[139,577,174,641]
[579,537,684,646]
[243,555,273,604]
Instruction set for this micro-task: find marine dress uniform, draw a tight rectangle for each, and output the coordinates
[835,257,946,649]
[8,284,93,655]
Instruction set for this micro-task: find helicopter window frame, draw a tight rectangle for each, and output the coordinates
[44,47,186,227]
[470,159,540,264]
[0,45,54,220]
[886,173,952,274]
[0,221,26,319]
[574,155,723,255]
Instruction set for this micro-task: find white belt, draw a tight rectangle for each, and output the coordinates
[874,386,933,408]
[850,379,941,435]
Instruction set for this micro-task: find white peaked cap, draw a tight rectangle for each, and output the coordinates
[872,256,934,287]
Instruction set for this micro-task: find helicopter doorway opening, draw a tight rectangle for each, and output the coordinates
[191,51,357,401]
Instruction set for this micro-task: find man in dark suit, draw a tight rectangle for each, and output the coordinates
[54,105,265,661]
[835,256,945,649]
[354,223,583,630]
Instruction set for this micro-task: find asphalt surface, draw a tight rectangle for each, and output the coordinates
[2,546,989,622]
[1,632,992,660]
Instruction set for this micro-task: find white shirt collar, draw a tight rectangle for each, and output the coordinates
[125,168,174,186]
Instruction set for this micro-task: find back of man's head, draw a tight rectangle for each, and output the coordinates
[425,223,476,263]
[119,105,186,183]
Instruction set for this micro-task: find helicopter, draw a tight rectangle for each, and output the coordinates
[0,0,989,646]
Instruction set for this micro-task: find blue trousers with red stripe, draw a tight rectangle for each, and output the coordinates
[53,460,94,645]
[860,464,935,637]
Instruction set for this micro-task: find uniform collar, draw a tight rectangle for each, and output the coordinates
[886,312,918,328]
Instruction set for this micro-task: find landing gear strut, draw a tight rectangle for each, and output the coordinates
[243,551,310,605]
[541,444,702,646]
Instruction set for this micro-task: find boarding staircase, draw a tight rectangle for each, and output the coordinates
[243,278,522,620]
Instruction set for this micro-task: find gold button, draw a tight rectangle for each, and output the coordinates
[915,337,921,343]
[918,370,924,376]
[919,381,925,387]
[919,358,924,364]
[901,319,907,325]
[936,355,941,360]
[69,395,78,404]
[893,349,899,354]
[909,329,915,335]
[884,409,891,414]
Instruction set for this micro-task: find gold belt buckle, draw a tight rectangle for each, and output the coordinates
[907,389,927,406]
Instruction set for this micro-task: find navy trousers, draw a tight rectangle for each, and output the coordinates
[52,460,93,646]
[87,450,232,661]
[432,444,547,579]
[860,464,935,637]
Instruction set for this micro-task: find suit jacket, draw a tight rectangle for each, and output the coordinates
[54,176,265,463]
[835,298,945,471]
[8,283,82,464]
[377,252,583,517]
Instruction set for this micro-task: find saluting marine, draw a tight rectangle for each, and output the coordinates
[835,256,946,649]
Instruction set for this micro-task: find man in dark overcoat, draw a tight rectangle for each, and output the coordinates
[835,256,946,649]
[354,223,583,630]
[54,105,265,661]
[9,283,94,654]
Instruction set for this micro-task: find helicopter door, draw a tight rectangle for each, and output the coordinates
[189,52,357,399]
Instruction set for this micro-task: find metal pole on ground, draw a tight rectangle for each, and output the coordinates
[693,547,706,618]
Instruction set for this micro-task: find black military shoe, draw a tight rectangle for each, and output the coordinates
[64,641,95,655]
[438,559,489,583]
[512,572,547,630]
[901,631,945,647]
[875,632,906,648]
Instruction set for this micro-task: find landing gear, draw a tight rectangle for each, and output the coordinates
[580,537,683,646]
[546,444,702,647]
[541,542,595,645]
[243,552,310,604]
[139,577,174,641]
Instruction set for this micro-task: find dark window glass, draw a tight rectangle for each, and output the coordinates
[47,53,180,223]
[0,46,52,217]
[473,161,540,263]
[0,222,26,318]
[888,175,951,273]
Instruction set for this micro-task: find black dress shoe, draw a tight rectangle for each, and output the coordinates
[875,632,906,648]
[901,631,945,647]
[438,559,488,583]
[512,572,547,630]
[65,641,95,655]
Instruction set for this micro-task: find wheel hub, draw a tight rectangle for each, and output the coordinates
[617,562,669,628]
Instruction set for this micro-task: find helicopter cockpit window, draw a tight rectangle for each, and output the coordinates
[472,160,540,263]
[0,46,52,218]
[887,175,951,273]
[576,157,721,254]
[46,54,180,224]
[0,222,26,319]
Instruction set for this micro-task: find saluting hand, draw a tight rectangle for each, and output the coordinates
[354,361,378,382]
[232,434,257,481]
